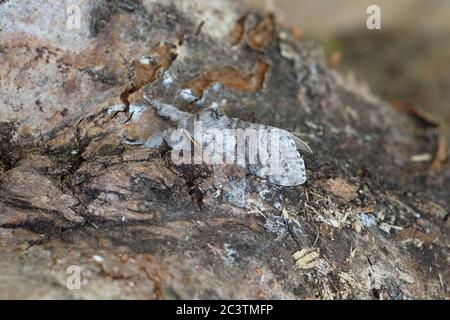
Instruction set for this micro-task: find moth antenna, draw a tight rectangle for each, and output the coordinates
[180,128,212,164]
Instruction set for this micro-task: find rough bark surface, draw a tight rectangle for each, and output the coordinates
[0,0,448,299]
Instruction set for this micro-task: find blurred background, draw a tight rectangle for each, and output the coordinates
[250,0,450,125]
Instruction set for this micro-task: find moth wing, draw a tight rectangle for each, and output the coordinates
[292,135,313,154]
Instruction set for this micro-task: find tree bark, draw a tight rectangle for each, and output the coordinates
[0,0,448,299]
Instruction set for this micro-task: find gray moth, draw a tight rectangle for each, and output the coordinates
[125,97,311,187]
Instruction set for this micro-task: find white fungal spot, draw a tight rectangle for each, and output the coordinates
[180,89,198,102]
[139,56,152,65]
[359,213,377,228]
[211,82,223,92]
[222,243,239,266]
[273,201,283,211]
[264,215,288,238]
[106,104,126,116]
[129,104,145,121]
[92,255,104,262]
[163,72,173,86]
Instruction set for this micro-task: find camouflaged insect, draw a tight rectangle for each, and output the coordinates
[125,97,311,187]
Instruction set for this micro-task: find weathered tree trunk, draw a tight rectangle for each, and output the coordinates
[0,0,448,299]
